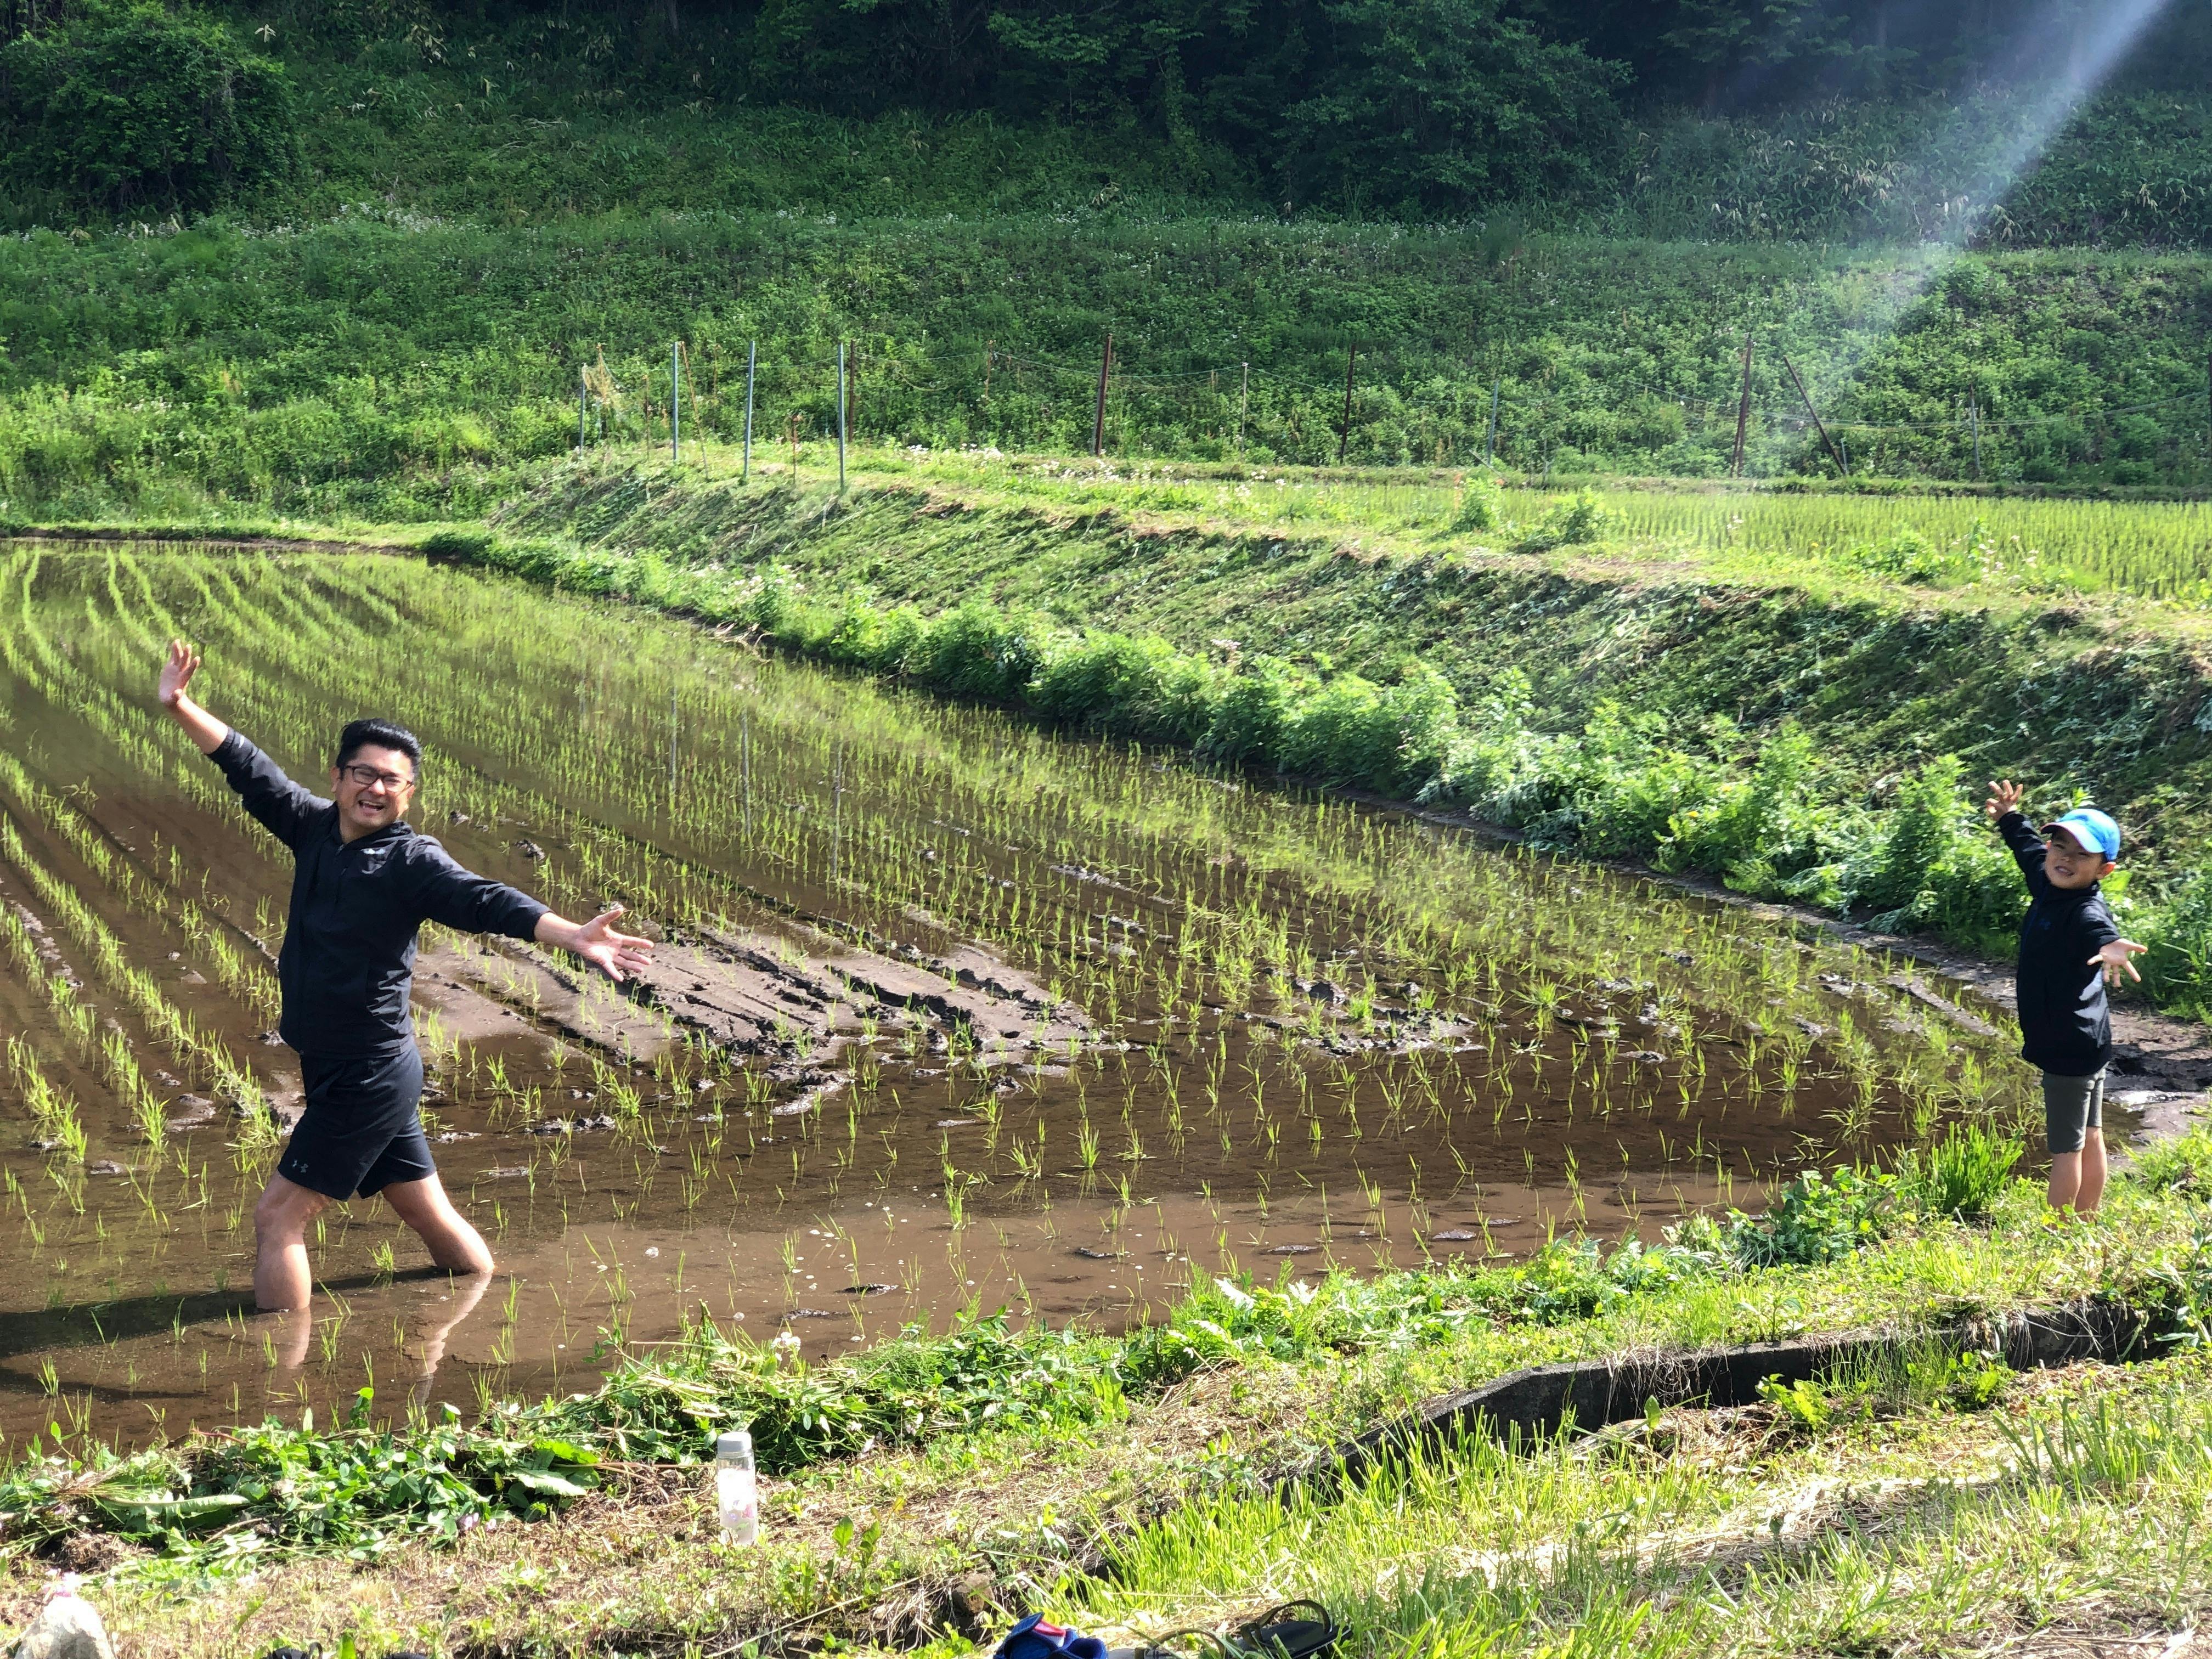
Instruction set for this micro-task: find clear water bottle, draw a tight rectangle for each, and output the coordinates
[713,1429,758,1545]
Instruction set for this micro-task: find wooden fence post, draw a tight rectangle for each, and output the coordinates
[836,341,848,493]
[1485,376,1500,465]
[1092,333,1113,458]
[670,341,681,465]
[1238,362,1249,456]
[1731,334,1753,477]
[1779,351,1848,478]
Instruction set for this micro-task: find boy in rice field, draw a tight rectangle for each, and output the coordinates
[156,640,654,1314]
[1984,781,2145,1215]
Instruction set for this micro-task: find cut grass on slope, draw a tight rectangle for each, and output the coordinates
[479,451,2212,984]
[1068,1351,2212,1659]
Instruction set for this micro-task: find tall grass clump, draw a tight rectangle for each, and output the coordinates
[1895,1123,2028,1221]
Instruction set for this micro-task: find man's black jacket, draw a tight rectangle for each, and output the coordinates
[212,730,548,1058]
[1997,810,2120,1077]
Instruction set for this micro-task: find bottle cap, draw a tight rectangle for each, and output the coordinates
[714,1430,752,1459]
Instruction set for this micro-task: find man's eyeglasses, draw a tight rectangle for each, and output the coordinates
[339,763,416,792]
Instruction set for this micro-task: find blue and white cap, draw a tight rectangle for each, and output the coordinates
[2040,808,2121,861]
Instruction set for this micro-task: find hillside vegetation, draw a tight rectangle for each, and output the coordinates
[5,222,2210,521]
[4,1,2212,512]
[403,447,2212,1006]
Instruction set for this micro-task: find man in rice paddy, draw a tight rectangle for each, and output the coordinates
[156,639,654,1313]
[1984,780,2145,1215]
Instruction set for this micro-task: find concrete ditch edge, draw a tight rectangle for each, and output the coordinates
[1310,1296,2153,1490]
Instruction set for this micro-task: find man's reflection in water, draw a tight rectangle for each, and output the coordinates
[261,1269,493,1407]
[409,1270,492,1409]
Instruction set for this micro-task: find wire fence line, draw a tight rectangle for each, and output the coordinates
[572,328,2212,484]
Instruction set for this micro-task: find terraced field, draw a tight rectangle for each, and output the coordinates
[0,541,2056,1451]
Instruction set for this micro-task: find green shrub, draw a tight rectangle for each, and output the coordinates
[1516,487,1623,551]
[553,1311,1123,1474]
[1844,522,1995,588]
[2126,1125,2212,1199]
[0,2,296,216]
[2141,868,2212,1018]
[1275,661,1458,794]
[1839,757,2025,947]
[1451,474,1505,532]
[1724,1166,1899,1268]
[1199,656,1305,765]
[1117,1268,1488,1387]
[1032,631,1219,742]
[1659,725,1827,892]
[905,601,1047,702]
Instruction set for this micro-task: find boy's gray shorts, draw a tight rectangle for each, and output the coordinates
[2041,1069,2105,1155]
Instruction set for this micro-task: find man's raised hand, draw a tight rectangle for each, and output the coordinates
[156,639,230,754]
[561,905,656,983]
[159,639,201,708]
[1984,778,2023,822]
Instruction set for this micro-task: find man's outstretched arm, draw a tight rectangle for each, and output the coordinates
[411,844,656,983]
[160,639,326,848]
[157,639,229,754]
[535,907,655,982]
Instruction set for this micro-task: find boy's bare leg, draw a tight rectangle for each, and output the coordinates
[2047,1152,2080,1210]
[2046,1133,2107,1214]
[253,1172,334,1311]
[380,1173,496,1277]
[2074,1128,2107,1214]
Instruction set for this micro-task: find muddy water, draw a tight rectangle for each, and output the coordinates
[0,542,2048,1451]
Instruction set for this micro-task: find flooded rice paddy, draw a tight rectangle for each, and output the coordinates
[0,541,2050,1451]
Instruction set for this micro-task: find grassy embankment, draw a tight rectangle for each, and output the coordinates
[11,1136,2211,1657]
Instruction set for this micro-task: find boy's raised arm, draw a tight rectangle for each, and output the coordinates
[1984,776,2051,895]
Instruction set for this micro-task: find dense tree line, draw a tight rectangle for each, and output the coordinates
[5,0,2212,217]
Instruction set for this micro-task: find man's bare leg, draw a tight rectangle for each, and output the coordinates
[253,1172,334,1312]
[380,1173,496,1277]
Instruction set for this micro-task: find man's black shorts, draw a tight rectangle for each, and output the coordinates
[279,1045,436,1200]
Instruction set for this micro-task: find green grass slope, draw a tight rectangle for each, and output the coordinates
[501,453,2212,856]
[4,220,2210,524]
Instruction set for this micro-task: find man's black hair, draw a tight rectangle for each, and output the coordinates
[335,718,423,778]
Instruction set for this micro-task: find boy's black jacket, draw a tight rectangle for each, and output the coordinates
[1998,810,2120,1077]
[210,730,548,1057]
